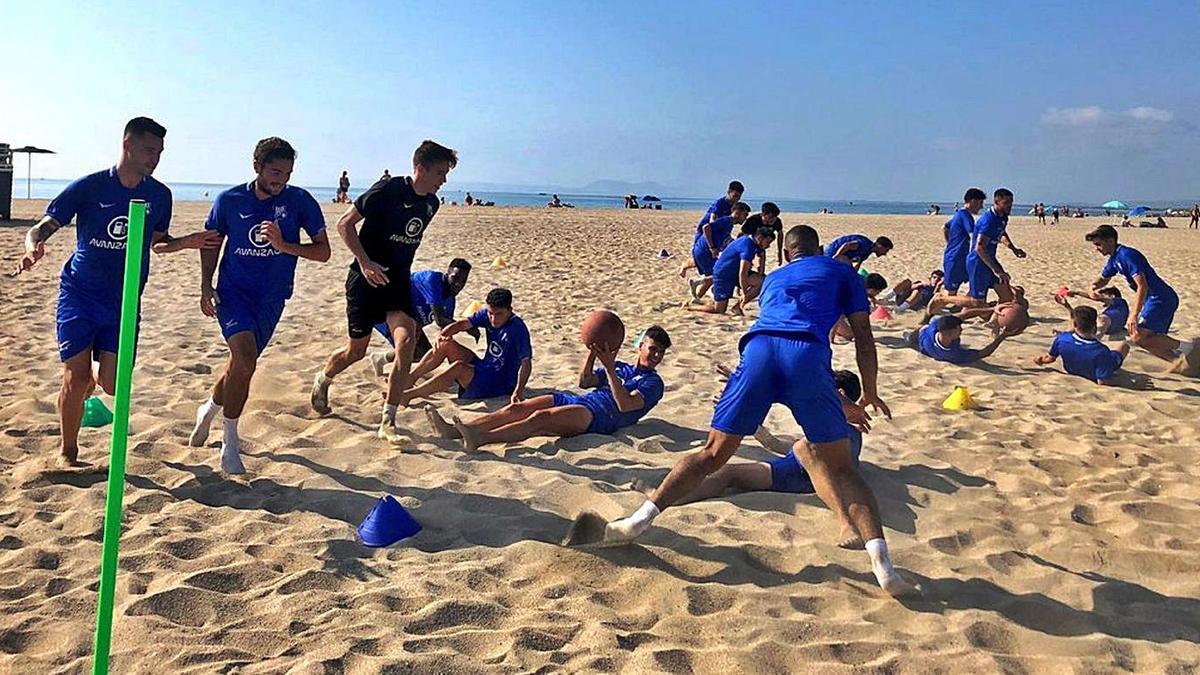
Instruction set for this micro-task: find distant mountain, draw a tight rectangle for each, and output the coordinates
[573,179,683,197]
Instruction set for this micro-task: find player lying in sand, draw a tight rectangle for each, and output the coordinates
[1035,305,1131,386]
[426,326,670,448]
[887,270,943,312]
[1052,287,1128,337]
[685,228,775,315]
[904,315,1013,365]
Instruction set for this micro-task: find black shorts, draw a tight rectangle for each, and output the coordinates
[345,266,415,339]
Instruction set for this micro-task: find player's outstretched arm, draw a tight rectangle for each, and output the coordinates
[847,312,890,418]
[14,216,60,276]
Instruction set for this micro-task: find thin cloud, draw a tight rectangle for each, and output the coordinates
[1041,105,1174,126]
[1041,106,1105,126]
[1125,106,1173,122]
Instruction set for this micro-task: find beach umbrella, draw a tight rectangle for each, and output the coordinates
[1128,205,1152,216]
[1101,200,1127,210]
[641,195,661,202]
[11,146,55,199]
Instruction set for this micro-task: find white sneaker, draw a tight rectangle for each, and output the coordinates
[370,351,391,377]
[220,443,246,474]
[189,407,212,447]
[310,373,331,415]
[377,422,405,445]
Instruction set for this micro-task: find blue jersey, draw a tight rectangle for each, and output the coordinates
[581,361,665,429]
[967,208,1007,267]
[712,235,761,284]
[1102,297,1130,332]
[1102,245,1175,300]
[1049,332,1123,382]
[943,209,975,263]
[206,182,325,302]
[468,310,533,382]
[742,254,870,350]
[918,316,983,365]
[46,168,173,314]
[697,196,733,229]
[824,234,875,263]
[695,215,735,248]
[410,269,455,327]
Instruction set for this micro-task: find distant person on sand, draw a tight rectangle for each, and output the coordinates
[599,225,918,598]
[310,140,457,443]
[685,227,775,315]
[396,287,532,407]
[465,192,474,206]
[369,259,476,376]
[686,201,750,299]
[1084,225,1197,373]
[904,315,1012,365]
[380,169,391,181]
[740,201,784,267]
[15,117,220,466]
[189,137,330,474]
[824,233,893,269]
[336,170,350,203]
[1052,207,1060,225]
[942,188,986,295]
[548,194,563,208]
[1035,202,1046,225]
[1035,306,1130,385]
[1191,204,1199,229]
[426,326,670,448]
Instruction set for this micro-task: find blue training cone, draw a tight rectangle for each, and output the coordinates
[357,495,422,547]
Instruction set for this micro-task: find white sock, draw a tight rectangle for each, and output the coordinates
[383,403,398,425]
[316,372,333,388]
[631,500,660,527]
[605,499,661,542]
[199,398,222,423]
[222,416,240,445]
[865,538,899,585]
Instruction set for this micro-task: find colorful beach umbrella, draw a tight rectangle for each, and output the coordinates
[1128,205,1152,216]
[1101,200,1127,210]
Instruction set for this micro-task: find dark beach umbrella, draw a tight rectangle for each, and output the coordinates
[12,146,55,199]
[641,195,661,202]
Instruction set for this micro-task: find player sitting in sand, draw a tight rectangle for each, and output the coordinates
[904,315,1012,365]
[685,227,775,315]
[397,287,532,406]
[637,369,871,548]
[888,270,943,312]
[1035,306,1130,386]
[1052,287,1128,337]
[425,326,671,448]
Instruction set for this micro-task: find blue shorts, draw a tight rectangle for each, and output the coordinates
[216,290,286,355]
[711,334,848,442]
[966,259,996,300]
[768,451,816,494]
[551,391,614,435]
[458,357,515,400]
[711,273,738,302]
[56,287,139,362]
[1138,292,1179,335]
[692,241,716,276]
[943,252,967,294]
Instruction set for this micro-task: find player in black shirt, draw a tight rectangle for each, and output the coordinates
[311,140,458,441]
[738,201,784,268]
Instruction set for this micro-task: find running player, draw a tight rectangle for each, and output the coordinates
[600,225,917,597]
[942,188,985,295]
[14,117,220,466]
[189,137,329,474]
[309,141,457,442]
[964,188,1026,305]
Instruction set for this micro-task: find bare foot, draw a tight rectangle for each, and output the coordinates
[1170,344,1200,377]
[837,527,865,550]
[424,404,460,439]
[56,452,89,470]
[730,302,744,317]
[454,416,480,451]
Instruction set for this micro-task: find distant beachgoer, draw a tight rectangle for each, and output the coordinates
[465,192,474,206]
[1121,214,1131,228]
[548,194,563,208]
[942,188,986,295]
[381,169,391,181]
[1052,207,1060,225]
[739,201,784,266]
[1190,204,1199,229]
[1035,306,1130,385]
[1035,202,1046,226]
[337,170,350,203]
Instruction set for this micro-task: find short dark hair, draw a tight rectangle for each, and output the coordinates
[485,287,512,308]
[761,201,780,216]
[937,315,964,332]
[1097,286,1121,299]
[784,225,820,254]
[994,188,1014,200]
[413,140,458,169]
[1073,305,1098,333]
[728,181,745,194]
[732,201,751,214]
[643,325,671,349]
[755,226,776,240]
[964,188,986,202]
[931,269,945,278]
[124,116,166,139]
[875,236,894,250]
[448,258,472,272]
[1086,225,1119,243]
[253,137,296,165]
[833,370,862,402]
[865,273,888,291]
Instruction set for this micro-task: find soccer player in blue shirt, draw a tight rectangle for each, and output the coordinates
[15,117,220,466]
[687,202,750,299]
[188,137,330,474]
[427,326,671,449]
[941,188,986,295]
[601,225,917,597]
[907,315,1010,365]
[698,180,744,230]
[397,288,532,407]
[825,233,894,269]
[965,188,1026,304]
[1053,287,1129,337]
[1035,306,1130,385]
[1084,224,1197,372]
[369,259,475,376]
[686,227,775,315]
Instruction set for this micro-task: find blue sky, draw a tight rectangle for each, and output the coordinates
[5,1,1198,202]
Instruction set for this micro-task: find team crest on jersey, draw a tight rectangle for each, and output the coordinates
[249,222,273,249]
[107,216,129,241]
[488,341,503,358]
[405,216,426,238]
[274,205,288,220]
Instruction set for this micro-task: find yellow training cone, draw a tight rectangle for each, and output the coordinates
[490,256,508,269]
[465,300,485,316]
[942,386,978,411]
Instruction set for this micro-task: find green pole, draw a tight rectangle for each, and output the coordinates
[91,199,147,675]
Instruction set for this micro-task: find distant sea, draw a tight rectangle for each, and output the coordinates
[10,178,1185,217]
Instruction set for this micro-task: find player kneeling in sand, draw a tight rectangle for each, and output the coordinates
[426,326,670,449]
[685,228,775,315]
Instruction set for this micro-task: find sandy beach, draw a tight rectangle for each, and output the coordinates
[2,199,1199,673]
